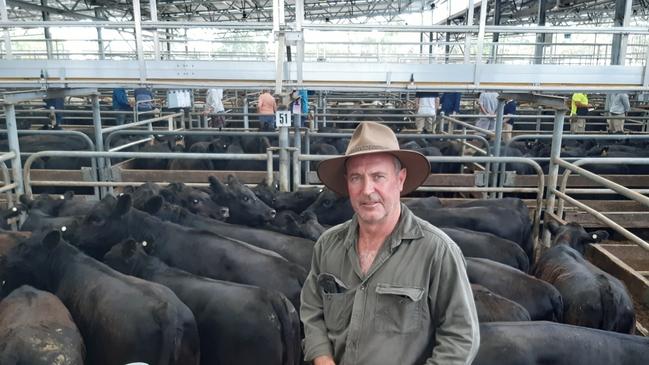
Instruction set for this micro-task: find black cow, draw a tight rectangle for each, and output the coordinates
[66,194,306,310]
[209,175,277,226]
[474,321,649,365]
[442,228,529,272]
[0,230,200,365]
[19,210,79,232]
[267,210,326,241]
[304,188,353,226]
[472,284,531,322]
[252,180,322,213]
[160,182,229,221]
[467,258,563,321]
[135,196,313,270]
[104,239,301,365]
[0,205,22,230]
[19,192,96,217]
[533,222,634,333]
[0,285,85,365]
[168,143,214,170]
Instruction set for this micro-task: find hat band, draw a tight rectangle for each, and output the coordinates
[348,144,393,154]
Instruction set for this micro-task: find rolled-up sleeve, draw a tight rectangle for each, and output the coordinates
[425,242,480,365]
[300,240,333,361]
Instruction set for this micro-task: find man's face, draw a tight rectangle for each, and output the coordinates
[346,153,406,226]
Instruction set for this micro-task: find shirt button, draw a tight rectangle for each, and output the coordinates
[360,284,366,291]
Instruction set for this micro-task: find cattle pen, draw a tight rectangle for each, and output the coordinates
[2,0,649,364]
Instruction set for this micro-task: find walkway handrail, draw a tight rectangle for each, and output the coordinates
[442,115,496,137]
[551,157,649,253]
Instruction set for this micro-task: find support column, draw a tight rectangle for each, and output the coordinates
[92,94,108,197]
[0,0,12,59]
[463,0,474,63]
[490,0,501,63]
[445,18,451,63]
[534,0,547,64]
[41,0,53,59]
[611,0,632,65]
[542,110,567,246]
[149,0,160,60]
[295,0,304,85]
[132,0,146,83]
[473,0,488,86]
[273,0,285,94]
[4,103,24,197]
[95,8,105,60]
[490,99,506,197]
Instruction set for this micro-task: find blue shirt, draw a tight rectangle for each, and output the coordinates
[440,93,462,115]
[134,88,154,111]
[112,88,131,111]
[299,89,309,114]
[504,100,517,125]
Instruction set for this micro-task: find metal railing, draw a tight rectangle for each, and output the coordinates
[0,151,18,208]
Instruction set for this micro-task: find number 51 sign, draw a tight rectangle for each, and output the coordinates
[276,110,292,127]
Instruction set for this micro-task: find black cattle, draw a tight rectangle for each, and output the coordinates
[168,143,214,170]
[253,180,322,213]
[533,222,634,333]
[0,230,200,365]
[442,228,529,272]
[134,135,184,170]
[136,196,313,270]
[474,321,649,365]
[0,285,85,364]
[19,192,96,217]
[304,188,353,226]
[403,196,442,212]
[66,194,306,310]
[209,175,277,226]
[472,284,531,322]
[19,210,79,232]
[104,239,301,365]
[267,210,326,241]
[467,258,563,321]
[0,205,22,230]
[160,182,229,221]
[0,231,31,257]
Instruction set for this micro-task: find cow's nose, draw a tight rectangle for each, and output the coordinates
[220,207,230,218]
[269,209,277,219]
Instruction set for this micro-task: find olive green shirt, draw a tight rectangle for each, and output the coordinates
[300,204,479,365]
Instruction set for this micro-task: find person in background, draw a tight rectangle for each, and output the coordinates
[43,96,65,127]
[476,92,499,132]
[570,92,591,133]
[204,88,226,129]
[112,88,132,126]
[301,122,479,365]
[502,99,517,143]
[438,92,462,132]
[258,89,277,131]
[134,87,155,113]
[414,91,440,133]
[607,93,631,134]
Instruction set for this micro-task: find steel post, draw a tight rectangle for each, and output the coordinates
[279,126,290,192]
[542,109,566,246]
[1,0,13,59]
[92,94,107,197]
[243,96,249,129]
[3,104,24,197]
[132,0,146,83]
[490,99,506,197]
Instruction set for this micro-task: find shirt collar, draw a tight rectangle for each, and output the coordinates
[343,203,424,251]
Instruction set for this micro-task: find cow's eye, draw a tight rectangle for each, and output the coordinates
[88,215,104,226]
[323,200,332,208]
[242,196,249,202]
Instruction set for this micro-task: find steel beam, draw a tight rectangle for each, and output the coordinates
[473,0,488,87]
[2,88,98,104]
[133,0,146,83]
[6,0,106,21]
[150,0,160,60]
[464,0,475,63]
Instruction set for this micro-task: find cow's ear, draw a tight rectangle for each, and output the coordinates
[590,230,609,243]
[547,221,560,235]
[122,186,135,194]
[63,191,75,200]
[42,230,61,250]
[209,176,227,195]
[141,196,163,215]
[18,194,32,208]
[159,189,174,202]
[121,239,138,258]
[113,194,132,217]
[227,174,241,186]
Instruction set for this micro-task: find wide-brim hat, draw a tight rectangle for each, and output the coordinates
[317,122,430,197]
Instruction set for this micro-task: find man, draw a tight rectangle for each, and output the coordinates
[607,93,630,133]
[112,88,132,126]
[502,99,517,143]
[440,92,462,116]
[414,91,439,133]
[476,92,499,132]
[301,122,479,365]
[258,89,277,131]
[43,96,65,127]
[570,92,591,133]
[204,88,226,129]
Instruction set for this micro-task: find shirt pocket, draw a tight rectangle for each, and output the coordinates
[374,283,424,333]
[322,291,354,333]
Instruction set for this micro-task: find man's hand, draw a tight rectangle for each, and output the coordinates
[313,355,336,365]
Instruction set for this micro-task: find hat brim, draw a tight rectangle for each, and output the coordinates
[316,150,430,197]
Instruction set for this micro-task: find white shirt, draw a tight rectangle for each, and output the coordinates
[418,96,437,115]
[205,88,224,113]
[609,93,631,115]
